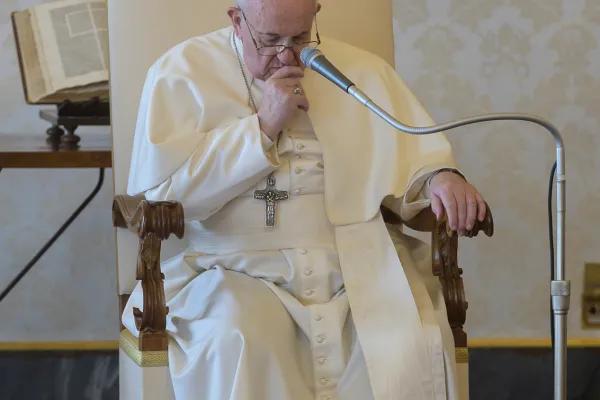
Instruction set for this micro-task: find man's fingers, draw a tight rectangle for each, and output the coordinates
[439,191,458,231]
[465,192,478,231]
[431,193,443,221]
[294,95,310,111]
[277,78,302,88]
[476,192,487,222]
[430,175,488,233]
[453,189,467,235]
[270,66,305,80]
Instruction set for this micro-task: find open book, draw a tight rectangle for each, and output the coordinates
[12,0,109,104]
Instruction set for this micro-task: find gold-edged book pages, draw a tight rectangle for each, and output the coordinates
[11,0,109,104]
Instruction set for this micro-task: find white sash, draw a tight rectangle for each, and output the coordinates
[335,214,447,400]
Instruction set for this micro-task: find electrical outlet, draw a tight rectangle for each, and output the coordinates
[582,263,600,329]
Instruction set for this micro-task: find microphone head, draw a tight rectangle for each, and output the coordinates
[300,47,323,69]
[300,46,355,93]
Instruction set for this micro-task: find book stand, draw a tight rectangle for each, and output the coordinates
[40,98,110,150]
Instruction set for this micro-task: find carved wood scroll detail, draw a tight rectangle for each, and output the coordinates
[113,196,184,352]
[380,203,494,348]
[432,205,494,347]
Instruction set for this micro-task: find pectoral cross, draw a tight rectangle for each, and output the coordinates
[254,174,288,227]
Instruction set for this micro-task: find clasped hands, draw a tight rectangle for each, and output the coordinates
[429,171,487,237]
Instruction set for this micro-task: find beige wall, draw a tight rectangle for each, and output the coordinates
[391,0,600,339]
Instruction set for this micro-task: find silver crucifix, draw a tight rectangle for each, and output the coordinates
[254,174,288,227]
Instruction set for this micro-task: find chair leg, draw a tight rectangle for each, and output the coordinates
[119,348,175,400]
[456,347,469,400]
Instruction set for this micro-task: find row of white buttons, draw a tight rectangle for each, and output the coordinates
[299,249,315,299]
[292,140,306,196]
[293,245,334,398]
[313,313,334,398]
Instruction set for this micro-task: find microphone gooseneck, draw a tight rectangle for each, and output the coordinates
[301,46,569,400]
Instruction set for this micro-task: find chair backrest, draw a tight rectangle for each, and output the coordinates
[107,0,395,295]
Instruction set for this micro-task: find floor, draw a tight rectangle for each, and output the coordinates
[470,348,600,400]
[0,348,599,399]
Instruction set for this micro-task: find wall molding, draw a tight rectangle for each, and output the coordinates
[0,341,119,351]
[1,338,600,351]
[468,338,600,348]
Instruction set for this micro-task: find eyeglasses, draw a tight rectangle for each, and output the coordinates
[241,9,321,56]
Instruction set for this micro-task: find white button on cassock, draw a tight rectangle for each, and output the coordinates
[304,289,314,296]
[304,269,313,276]
[314,314,323,321]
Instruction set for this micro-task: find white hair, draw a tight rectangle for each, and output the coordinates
[236,0,317,10]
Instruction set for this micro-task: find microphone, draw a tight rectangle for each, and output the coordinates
[301,47,355,92]
[301,46,570,400]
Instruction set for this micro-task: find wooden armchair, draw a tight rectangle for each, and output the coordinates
[112,193,493,399]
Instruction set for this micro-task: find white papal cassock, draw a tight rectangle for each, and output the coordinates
[123,27,462,400]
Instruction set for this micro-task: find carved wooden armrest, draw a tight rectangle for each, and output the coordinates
[112,194,184,351]
[381,204,494,347]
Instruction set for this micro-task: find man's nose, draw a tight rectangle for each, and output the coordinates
[277,48,298,66]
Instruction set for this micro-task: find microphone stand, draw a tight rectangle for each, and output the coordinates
[301,46,569,400]
[352,86,570,400]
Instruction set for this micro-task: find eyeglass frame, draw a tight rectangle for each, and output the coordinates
[239,8,321,56]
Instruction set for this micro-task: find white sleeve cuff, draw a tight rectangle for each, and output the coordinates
[261,130,274,150]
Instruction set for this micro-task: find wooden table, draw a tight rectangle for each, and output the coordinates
[0,134,112,302]
[0,134,111,169]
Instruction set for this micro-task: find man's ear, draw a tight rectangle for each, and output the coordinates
[227,7,243,37]
[316,2,322,13]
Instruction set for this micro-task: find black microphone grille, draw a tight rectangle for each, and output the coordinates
[300,47,323,68]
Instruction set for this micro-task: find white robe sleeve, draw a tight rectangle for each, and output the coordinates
[143,114,280,221]
[382,168,432,222]
[382,165,465,222]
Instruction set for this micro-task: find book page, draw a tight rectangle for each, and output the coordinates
[30,0,108,94]
[12,10,49,103]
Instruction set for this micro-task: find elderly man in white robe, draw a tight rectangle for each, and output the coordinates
[123,0,488,399]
